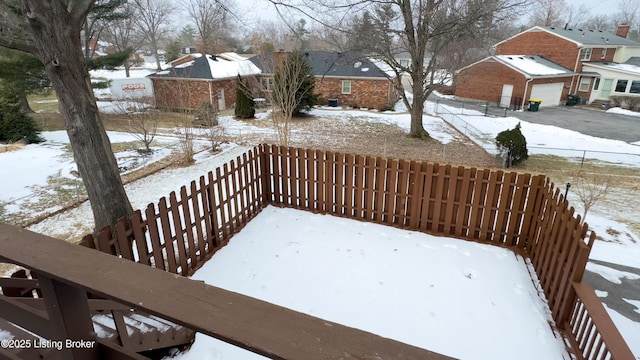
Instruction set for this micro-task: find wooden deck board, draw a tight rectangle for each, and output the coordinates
[0,224,454,360]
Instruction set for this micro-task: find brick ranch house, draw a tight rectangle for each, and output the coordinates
[456,25,640,108]
[249,50,400,110]
[147,52,261,111]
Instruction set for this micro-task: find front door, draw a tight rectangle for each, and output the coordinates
[601,78,614,98]
[500,84,513,108]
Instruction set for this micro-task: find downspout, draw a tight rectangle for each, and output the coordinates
[522,77,533,110]
[209,81,214,106]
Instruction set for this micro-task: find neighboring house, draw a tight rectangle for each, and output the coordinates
[147,52,261,111]
[456,55,575,109]
[250,51,399,110]
[456,25,640,107]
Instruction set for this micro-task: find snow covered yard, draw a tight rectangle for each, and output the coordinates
[173,206,568,360]
[1,65,638,358]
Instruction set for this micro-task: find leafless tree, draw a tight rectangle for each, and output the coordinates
[183,0,234,54]
[571,171,612,225]
[584,14,615,32]
[615,0,640,27]
[0,0,133,232]
[194,102,224,153]
[131,0,175,70]
[102,2,145,77]
[269,0,528,139]
[270,51,313,146]
[528,0,568,27]
[565,4,593,29]
[113,97,160,153]
[82,0,128,59]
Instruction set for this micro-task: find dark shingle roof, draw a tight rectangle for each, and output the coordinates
[149,55,213,79]
[250,51,392,79]
[540,26,640,47]
[149,54,260,79]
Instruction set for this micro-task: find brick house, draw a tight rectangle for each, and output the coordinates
[148,53,261,111]
[456,55,575,109]
[456,25,640,107]
[250,51,399,110]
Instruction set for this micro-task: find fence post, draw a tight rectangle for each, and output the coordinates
[259,144,271,205]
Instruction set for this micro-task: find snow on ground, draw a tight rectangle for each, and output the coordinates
[173,206,568,360]
[433,103,640,167]
[26,144,251,240]
[0,131,178,217]
[2,82,639,356]
[607,107,640,118]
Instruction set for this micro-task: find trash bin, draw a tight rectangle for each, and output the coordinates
[528,99,542,112]
[566,94,578,106]
[328,98,338,107]
[578,96,587,105]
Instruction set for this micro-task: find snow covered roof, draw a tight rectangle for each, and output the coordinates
[494,55,574,77]
[582,61,640,76]
[149,52,261,80]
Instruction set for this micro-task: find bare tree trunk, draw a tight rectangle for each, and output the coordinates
[18,93,33,114]
[409,72,428,139]
[26,2,133,232]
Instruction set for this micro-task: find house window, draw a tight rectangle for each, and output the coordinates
[581,48,592,61]
[615,80,628,92]
[630,81,640,94]
[261,77,273,91]
[593,78,600,90]
[601,48,607,59]
[578,78,591,92]
[342,80,352,94]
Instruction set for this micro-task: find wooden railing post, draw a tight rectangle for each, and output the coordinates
[38,275,98,359]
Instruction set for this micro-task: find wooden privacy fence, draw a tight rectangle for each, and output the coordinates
[83,144,633,359]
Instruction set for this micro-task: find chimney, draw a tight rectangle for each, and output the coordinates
[616,24,631,38]
[272,50,290,72]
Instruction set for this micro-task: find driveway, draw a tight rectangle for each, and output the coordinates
[429,94,640,143]
[512,105,640,143]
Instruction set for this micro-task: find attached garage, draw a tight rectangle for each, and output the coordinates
[530,83,564,107]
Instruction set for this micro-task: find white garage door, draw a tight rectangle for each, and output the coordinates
[530,83,564,107]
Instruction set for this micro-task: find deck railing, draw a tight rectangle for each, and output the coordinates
[4,144,631,359]
[0,224,449,360]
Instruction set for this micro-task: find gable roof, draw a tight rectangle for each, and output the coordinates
[494,55,574,77]
[250,51,393,79]
[459,55,574,78]
[496,26,640,48]
[149,53,261,80]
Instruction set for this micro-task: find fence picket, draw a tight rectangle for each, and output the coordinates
[79,145,631,360]
[169,192,189,276]
[145,203,165,271]
[158,197,178,274]
[130,210,150,266]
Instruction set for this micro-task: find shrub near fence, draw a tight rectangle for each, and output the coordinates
[84,144,634,359]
